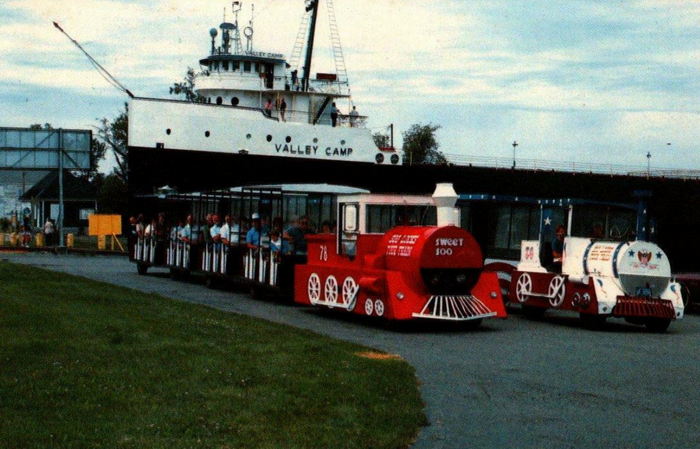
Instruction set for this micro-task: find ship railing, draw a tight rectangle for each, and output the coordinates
[265,108,368,129]
[244,248,281,287]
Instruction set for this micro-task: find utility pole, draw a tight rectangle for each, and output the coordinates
[512,140,519,169]
[58,129,65,247]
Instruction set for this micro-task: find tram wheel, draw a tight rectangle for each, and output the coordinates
[521,304,546,320]
[645,318,671,333]
[580,313,607,329]
[137,263,148,275]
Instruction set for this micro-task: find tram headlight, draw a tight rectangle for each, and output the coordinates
[455,273,468,284]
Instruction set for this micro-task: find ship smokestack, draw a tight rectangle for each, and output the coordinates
[432,183,459,227]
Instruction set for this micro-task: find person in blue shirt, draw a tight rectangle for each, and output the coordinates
[284,216,314,255]
[246,213,265,249]
[551,224,566,273]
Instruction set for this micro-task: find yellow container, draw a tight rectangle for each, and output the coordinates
[66,233,74,248]
[35,232,44,248]
[97,235,106,250]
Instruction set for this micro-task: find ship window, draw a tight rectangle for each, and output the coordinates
[205,131,211,137]
[246,133,251,139]
[216,97,223,105]
[231,97,239,106]
[266,135,272,142]
[340,140,346,145]
[285,136,291,143]
[253,62,259,72]
[313,138,318,143]
[166,129,171,135]
[222,61,229,71]
[232,61,239,71]
[243,61,251,72]
[213,61,219,71]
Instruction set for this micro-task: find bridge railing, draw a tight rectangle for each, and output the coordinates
[443,153,700,180]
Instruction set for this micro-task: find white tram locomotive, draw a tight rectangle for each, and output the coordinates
[511,237,684,331]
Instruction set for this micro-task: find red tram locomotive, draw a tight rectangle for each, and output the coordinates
[294,184,508,323]
[131,183,507,325]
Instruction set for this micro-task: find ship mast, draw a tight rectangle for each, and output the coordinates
[301,0,319,92]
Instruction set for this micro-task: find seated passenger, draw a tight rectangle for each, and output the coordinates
[210,215,222,243]
[284,215,314,255]
[551,224,566,273]
[246,213,266,250]
[179,214,194,243]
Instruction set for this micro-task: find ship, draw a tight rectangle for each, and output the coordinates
[128,0,400,166]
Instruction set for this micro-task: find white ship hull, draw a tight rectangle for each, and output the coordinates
[128,98,398,165]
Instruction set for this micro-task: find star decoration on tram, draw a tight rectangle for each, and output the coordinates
[656,252,663,259]
[544,217,552,226]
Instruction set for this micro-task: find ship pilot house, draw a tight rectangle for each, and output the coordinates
[196,0,361,128]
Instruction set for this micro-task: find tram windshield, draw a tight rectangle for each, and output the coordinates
[366,205,437,234]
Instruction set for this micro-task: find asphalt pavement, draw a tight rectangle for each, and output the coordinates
[3,252,699,449]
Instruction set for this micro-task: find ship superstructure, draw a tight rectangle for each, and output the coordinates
[128,1,399,166]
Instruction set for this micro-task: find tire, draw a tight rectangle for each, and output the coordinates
[645,318,671,333]
[521,304,546,320]
[137,263,148,275]
[580,313,607,329]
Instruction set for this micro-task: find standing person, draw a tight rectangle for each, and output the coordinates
[279,98,287,122]
[127,216,137,257]
[349,105,359,127]
[284,216,314,255]
[263,98,273,117]
[330,102,339,127]
[43,217,55,246]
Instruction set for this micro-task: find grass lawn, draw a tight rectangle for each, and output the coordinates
[0,262,426,449]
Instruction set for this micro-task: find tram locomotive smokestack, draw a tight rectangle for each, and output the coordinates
[432,183,459,227]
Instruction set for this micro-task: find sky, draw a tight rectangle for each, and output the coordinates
[1,0,698,173]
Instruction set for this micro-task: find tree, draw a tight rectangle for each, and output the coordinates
[97,173,128,215]
[401,123,448,165]
[97,103,129,182]
[169,67,206,103]
[372,131,390,149]
[29,123,53,130]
